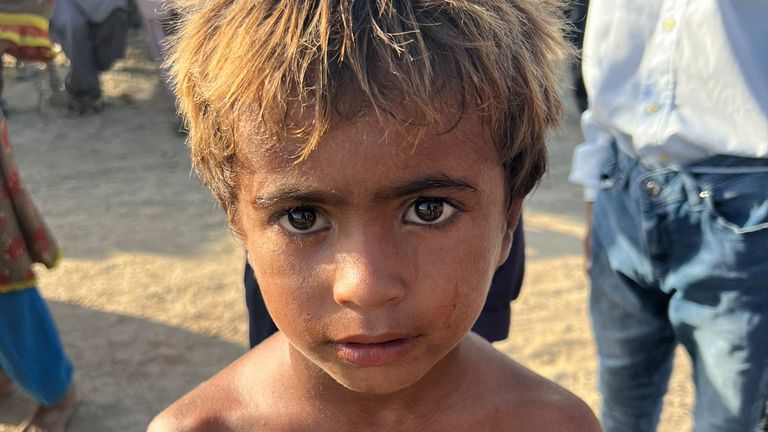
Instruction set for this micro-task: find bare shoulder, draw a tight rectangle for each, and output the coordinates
[147,335,283,432]
[501,370,601,432]
[467,337,601,432]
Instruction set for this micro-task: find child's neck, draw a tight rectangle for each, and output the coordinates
[285,334,481,428]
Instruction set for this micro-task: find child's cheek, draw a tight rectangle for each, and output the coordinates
[431,282,480,332]
[423,245,496,336]
[246,236,333,333]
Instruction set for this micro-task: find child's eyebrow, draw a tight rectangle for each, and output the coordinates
[253,188,345,208]
[372,173,479,201]
[253,174,479,208]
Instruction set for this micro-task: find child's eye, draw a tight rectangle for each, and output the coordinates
[277,207,329,234]
[404,199,458,225]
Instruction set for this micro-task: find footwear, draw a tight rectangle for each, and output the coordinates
[18,383,78,432]
[47,90,69,109]
[65,94,105,116]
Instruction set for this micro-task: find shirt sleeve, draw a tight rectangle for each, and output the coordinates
[568,109,613,202]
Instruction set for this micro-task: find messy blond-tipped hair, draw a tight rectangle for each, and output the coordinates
[168,0,567,228]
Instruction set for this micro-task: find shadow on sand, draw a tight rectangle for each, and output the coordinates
[0,301,245,432]
[2,29,229,261]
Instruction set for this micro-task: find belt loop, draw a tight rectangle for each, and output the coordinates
[613,142,636,189]
[679,168,703,209]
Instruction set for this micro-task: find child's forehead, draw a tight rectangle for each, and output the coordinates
[235,112,498,175]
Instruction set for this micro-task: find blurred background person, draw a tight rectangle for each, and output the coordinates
[49,0,128,115]
[134,0,184,132]
[0,113,77,432]
[571,1,768,430]
[134,0,175,100]
[0,0,62,116]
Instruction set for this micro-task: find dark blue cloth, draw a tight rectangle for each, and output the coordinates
[50,0,128,98]
[245,219,525,347]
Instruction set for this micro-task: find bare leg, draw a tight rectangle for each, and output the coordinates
[19,383,78,432]
[46,61,62,92]
[45,61,68,107]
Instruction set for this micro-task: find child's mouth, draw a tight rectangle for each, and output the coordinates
[329,335,420,366]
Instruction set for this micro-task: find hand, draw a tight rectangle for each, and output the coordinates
[583,202,594,273]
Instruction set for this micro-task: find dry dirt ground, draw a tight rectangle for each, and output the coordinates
[0,31,693,431]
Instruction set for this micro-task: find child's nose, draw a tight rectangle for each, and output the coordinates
[331,236,407,310]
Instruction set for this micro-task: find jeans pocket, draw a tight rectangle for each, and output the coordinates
[598,158,622,190]
[703,174,768,234]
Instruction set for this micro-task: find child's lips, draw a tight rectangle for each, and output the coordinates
[329,334,420,366]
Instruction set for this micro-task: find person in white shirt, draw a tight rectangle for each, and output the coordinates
[570,1,768,431]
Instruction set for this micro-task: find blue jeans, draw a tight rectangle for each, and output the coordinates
[589,145,768,431]
[0,287,73,406]
[50,0,127,98]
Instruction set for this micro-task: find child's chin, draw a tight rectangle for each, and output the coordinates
[326,364,430,394]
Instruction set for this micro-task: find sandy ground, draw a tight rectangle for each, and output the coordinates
[0,30,693,431]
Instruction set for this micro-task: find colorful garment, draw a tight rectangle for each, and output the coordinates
[0,112,72,407]
[0,114,59,293]
[0,0,55,62]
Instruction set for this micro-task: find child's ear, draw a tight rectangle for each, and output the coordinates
[497,199,523,268]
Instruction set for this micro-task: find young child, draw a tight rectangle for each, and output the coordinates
[0,114,77,432]
[150,1,601,430]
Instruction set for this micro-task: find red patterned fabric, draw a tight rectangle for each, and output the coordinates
[3,45,53,63]
[0,114,59,293]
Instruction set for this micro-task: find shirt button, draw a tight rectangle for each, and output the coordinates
[657,153,669,164]
[663,17,677,31]
[646,102,660,114]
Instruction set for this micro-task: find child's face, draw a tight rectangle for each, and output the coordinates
[236,113,516,394]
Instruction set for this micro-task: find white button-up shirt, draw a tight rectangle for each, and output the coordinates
[569,0,768,200]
